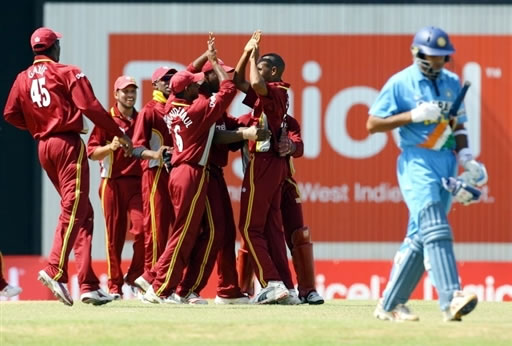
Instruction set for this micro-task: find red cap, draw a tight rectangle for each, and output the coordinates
[201,59,234,73]
[31,27,62,52]
[114,76,138,91]
[151,66,178,83]
[170,70,204,94]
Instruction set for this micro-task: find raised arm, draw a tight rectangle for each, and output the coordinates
[248,32,268,97]
[234,30,261,93]
[207,32,229,84]
[189,49,209,73]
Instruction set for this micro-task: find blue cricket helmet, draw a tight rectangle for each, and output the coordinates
[412,26,455,56]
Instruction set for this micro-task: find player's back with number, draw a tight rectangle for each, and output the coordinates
[165,75,236,167]
[6,60,103,139]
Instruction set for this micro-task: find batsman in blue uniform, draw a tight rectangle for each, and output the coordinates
[367,26,488,322]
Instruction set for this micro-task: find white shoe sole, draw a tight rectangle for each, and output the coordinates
[134,277,151,294]
[38,270,73,306]
[449,295,478,321]
[81,298,111,306]
[253,289,289,305]
[214,296,250,305]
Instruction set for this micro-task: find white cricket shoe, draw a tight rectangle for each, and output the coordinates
[374,299,420,322]
[80,289,114,306]
[134,276,151,294]
[184,292,208,305]
[214,295,250,305]
[162,292,185,304]
[443,290,478,322]
[142,286,163,304]
[0,284,22,298]
[110,293,122,300]
[300,291,325,305]
[278,289,301,305]
[37,270,73,306]
[250,281,289,305]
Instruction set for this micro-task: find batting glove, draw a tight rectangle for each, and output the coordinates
[410,102,442,123]
[461,159,488,187]
[442,177,482,206]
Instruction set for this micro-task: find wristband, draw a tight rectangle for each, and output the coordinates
[457,147,473,167]
[132,146,147,159]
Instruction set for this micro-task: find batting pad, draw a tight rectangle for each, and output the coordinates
[382,235,425,312]
[419,202,460,311]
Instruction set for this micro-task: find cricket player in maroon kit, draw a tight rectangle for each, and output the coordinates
[131,66,177,293]
[3,27,132,306]
[0,252,22,298]
[278,116,324,304]
[236,115,324,304]
[233,31,295,304]
[173,53,265,304]
[143,35,237,303]
[87,76,145,299]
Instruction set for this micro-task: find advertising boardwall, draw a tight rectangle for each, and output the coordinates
[42,4,512,260]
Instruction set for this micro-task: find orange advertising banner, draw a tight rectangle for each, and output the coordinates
[2,257,511,302]
[109,34,511,243]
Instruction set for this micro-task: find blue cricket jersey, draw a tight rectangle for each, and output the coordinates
[369,64,467,151]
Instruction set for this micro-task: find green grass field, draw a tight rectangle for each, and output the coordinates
[1,300,511,345]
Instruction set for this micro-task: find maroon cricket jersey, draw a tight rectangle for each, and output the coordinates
[242,82,290,154]
[284,115,304,177]
[209,113,244,168]
[285,116,304,159]
[164,80,236,167]
[87,105,142,179]
[194,83,244,168]
[187,63,241,168]
[3,55,123,139]
[132,92,173,171]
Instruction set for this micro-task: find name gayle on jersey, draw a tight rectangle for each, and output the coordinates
[28,65,48,78]
[168,107,193,128]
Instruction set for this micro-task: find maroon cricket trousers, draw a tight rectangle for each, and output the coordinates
[38,133,101,293]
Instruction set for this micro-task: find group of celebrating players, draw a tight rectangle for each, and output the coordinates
[3,28,324,307]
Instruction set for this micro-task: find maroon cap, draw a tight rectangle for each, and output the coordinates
[31,27,62,52]
[201,59,234,73]
[170,70,204,94]
[151,66,178,83]
[114,76,138,91]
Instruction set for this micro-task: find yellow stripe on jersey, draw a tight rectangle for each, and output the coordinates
[110,107,116,117]
[54,141,85,281]
[277,85,289,91]
[100,178,112,280]
[188,197,215,295]
[104,146,114,179]
[150,166,163,266]
[241,156,266,287]
[171,102,190,107]
[33,59,54,64]
[156,168,207,296]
